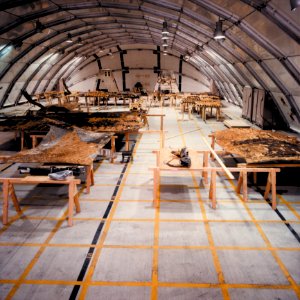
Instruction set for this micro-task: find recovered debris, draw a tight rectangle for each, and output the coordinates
[214,128,300,163]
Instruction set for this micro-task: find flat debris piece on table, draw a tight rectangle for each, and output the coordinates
[5,126,113,165]
[214,128,300,164]
[0,111,145,133]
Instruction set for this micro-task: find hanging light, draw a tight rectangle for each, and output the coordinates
[162,21,169,34]
[162,33,169,40]
[290,0,300,10]
[213,20,225,40]
[162,46,168,55]
[108,49,113,56]
[195,45,204,54]
[77,37,84,45]
[99,47,104,53]
[162,40,168,47]
[66,33,73,43]
[35,20,44,33]
[13,41,23,50]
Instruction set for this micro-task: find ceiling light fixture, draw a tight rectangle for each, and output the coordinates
[162,21,169,34]
[66,33,73,43]
[108,49,113,56]
[13,41,23,50]
[162,33,169,40]
[213,20,225,40]
[35,20,44,33]
[290,0,300,10]
[162,40,168,47]
[77,37,83,45]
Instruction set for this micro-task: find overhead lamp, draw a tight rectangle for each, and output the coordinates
[195,45,204,53]
[77,37,84,45]
[108,49,113,56]
[35,20,44,33]
[184,53,190,61]
[13,41,23,50]
[162,40,168,47]
[162,33,169,40]
[66,33,73,43]
[213,20,225,40]
[162,21,169,34]
[99,47,104,53]
[290,0,300,10]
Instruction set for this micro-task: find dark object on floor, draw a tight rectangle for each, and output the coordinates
[18,165,85,176]
[121,142,136,163]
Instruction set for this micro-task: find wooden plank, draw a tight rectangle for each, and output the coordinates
[200,136,235,180]
[223,119,251,128]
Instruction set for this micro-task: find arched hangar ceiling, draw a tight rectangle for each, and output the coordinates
[0,0,299,128]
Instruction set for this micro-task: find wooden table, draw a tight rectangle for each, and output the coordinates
[152,149,203,208]
[151,149,280,209]
[0,176,81,226]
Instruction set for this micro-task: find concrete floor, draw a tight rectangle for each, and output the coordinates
[0,104,299,300]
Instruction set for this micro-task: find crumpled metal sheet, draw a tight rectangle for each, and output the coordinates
[6,126,113,165]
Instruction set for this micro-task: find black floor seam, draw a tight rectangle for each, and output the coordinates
[254,185,300,244]
[69,162,129,300]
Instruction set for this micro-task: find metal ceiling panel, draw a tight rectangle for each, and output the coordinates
[235,62,262,88]
[244,11,300,57]
[0,11,19,28]
[212,0,254,17]
[5,0,53,16]
[264,59,300,95]
[227,26,274,60]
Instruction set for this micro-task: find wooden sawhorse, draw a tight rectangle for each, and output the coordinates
[0,176,81,226]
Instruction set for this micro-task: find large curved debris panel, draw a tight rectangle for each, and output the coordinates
[214,128,300,164]
[6,126,113,165]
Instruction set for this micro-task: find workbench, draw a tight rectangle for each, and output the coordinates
[0,175,81,226]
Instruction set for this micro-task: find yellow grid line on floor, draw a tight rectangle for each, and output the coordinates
[181,126,230,299]
[78,134,142,299]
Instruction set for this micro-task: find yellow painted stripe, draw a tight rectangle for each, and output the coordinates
[278,195,300,220]
[189,116,230,299]
[78,135,141,299]
[6,216,67,299]
[227,179,300,298]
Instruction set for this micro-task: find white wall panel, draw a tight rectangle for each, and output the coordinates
[71,77,96,92]
[101,55,121,70]
[181,77,210,93]
[125,50,156,68]
[69,61,98,85]
[125,69,157,92]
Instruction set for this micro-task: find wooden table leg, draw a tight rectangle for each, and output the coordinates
[236,172,242,194]
[125,133,130,151]
[271,169,277,209]
[264,172,271,201]
[74,182,81,213]
[2,180,9,225]
[209,170,217,209]
[202,152,209,184]
[85,165,94,194]
[110,136,117,163]
[153,168,159,208]
[8,183,21,212]
[68,181,75,226]
[242,170,248,202]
